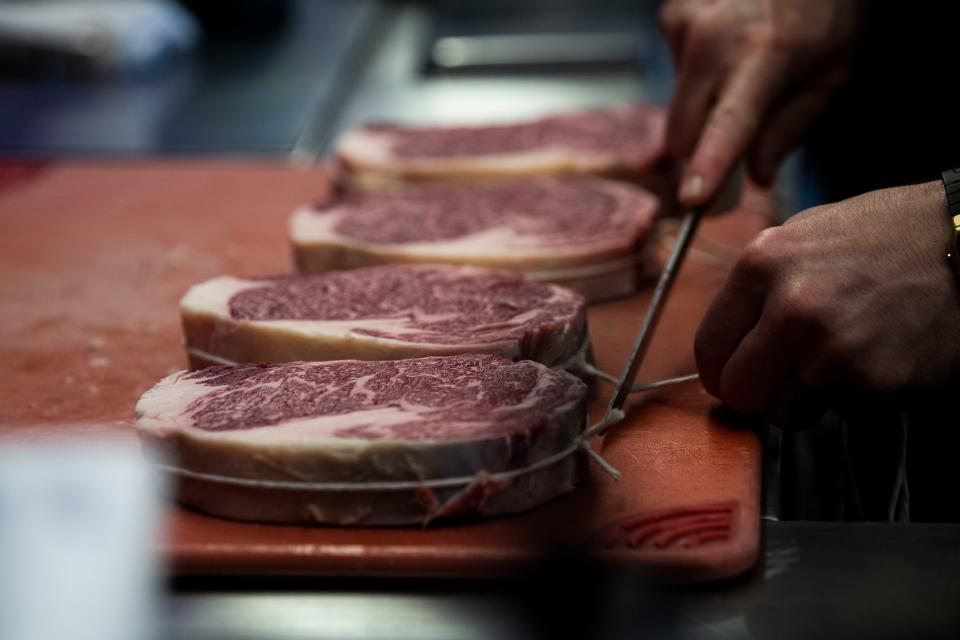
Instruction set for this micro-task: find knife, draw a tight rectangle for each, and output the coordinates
[597,167,743,433]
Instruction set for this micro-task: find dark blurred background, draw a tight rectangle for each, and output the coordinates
[0,0,665,157]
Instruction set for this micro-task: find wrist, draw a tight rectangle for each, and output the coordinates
[939,170,960,272]
[886,180,952,276]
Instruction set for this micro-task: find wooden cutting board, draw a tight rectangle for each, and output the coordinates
[0,160,772,582]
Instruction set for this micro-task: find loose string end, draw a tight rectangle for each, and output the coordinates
[580,440,621,480]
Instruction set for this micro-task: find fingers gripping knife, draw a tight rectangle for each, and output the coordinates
[597,169,743,434]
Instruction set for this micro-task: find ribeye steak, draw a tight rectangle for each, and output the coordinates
[290,176,659,302]
[335,103,665,185]
[180,265,588,370]
[135,354,588,525]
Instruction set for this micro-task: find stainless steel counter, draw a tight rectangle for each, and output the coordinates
[164,521,960,640]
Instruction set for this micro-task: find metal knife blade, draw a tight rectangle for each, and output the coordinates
[601,205,705,426]
[599,166,744,433]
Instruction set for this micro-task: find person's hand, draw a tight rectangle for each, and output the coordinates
[660,0,867,206]
[695,182,960,417]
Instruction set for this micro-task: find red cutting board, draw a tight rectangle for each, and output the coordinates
[0,160,772,582]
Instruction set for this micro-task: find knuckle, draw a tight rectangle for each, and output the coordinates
[686,12,721,45]
[712,95,761,135]
[779,284,830,333]
[746,26,793,53]
[711,101,743,126]
[698,109,757,168]
[784,203,825,228]
[658,4,681,34]
[763,275,832,340]
[736,228,780,279]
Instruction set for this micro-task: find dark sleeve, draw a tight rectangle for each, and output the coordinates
[803,2,960,202]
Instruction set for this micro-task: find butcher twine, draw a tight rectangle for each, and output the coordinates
[557,334,700,392]
[158,372,700,496]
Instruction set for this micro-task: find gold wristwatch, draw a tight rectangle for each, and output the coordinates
[942,167,960,272]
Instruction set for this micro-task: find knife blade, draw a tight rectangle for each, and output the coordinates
[601,205,705,425]
[598,167,743,433]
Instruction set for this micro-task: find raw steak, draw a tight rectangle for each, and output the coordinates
[290,176,659,302]
[334,103,666,185]
[180,265,588,370]
[135,354,588,526]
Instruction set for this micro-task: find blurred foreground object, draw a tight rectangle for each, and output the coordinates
[0,436,164,640]
[0,0,198,74]
[425,0,653,73]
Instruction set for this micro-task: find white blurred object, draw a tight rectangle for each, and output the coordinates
[0,438,164,640]
[0,0,199,72]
